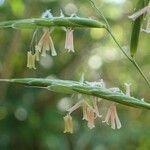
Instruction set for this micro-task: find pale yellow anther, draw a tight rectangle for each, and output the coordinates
[63,114,73,134]
[35,49,40,61]
[82,101,88,120]
[27,51,36,69]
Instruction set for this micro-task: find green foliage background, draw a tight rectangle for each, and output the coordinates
[0,0,149,149]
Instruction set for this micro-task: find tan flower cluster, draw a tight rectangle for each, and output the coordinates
[63,79,133,134]
[27,10,75,69]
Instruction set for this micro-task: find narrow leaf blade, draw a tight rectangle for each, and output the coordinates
[130,0,149,57]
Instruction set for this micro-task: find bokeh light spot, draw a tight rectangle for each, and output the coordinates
[14,107,27,121]
[88,55,102,70]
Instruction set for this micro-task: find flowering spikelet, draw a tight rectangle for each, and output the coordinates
[86,79,106,88]
[128,5,150,21]
[63,114,73,134]
[103,103,121,129]
[42,10,53,18]
[124,83,131,96]
[65,28,75,52]
[35,10,57,57]
[27,10,57,69]
[35,29,57,57]
[27,51,36,69]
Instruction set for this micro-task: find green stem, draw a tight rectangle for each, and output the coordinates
[89,0,150,88]
[108,30,150,88]
[89,0,111,30]
[0,78,149,110]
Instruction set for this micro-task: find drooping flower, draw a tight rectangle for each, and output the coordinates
[36,10,57,56]
[35,28,57,57]
[82,100,88,120]
[86,106,95,129]
[66,98,97,129]
[27,10,57,69]
[128,5,150,33]
[27,51,36,69]
[82,100,97,129]
[63,114,73,134]
[64,28,75,52]
[36,10,57,57]
[124,83,131,96]
[93,98,102,118]
[102,103,121,129]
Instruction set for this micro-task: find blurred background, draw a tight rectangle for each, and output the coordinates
[0,0,150,149]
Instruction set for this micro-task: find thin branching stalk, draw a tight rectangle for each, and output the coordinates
[89,0,150,88]
[107,30,150,88]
